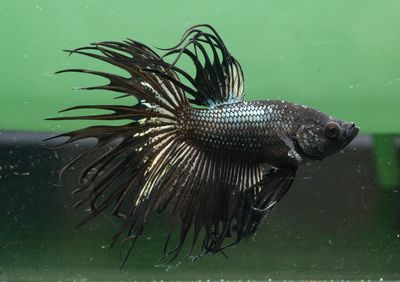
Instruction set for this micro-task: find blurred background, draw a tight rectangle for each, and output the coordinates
[1,0,399,280]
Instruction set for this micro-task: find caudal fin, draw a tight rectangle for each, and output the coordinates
[46,38,192,264]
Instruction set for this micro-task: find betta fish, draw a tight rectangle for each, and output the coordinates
[47,24,359,265]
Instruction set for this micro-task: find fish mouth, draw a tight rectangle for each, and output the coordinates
[343,122,359,147]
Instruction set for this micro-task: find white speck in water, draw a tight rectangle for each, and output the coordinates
[349,84,360,89]
[397,234,400,238]
[387,77,400,85]
[13,172,30,176]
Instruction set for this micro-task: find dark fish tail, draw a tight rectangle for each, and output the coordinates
[46,38,191,254]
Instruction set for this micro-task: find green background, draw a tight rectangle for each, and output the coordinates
[1,0,400,134]
[1,1,400,280]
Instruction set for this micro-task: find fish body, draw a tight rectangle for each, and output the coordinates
[182,101,296,165]
[182,100,357,167]
[48,24,359,264]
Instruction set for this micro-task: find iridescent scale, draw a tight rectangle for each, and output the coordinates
[180,101,297,154]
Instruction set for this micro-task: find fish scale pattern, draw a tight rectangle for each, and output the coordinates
[181,101,296,153]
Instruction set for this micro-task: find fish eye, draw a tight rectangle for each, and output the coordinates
[324,122,340,139]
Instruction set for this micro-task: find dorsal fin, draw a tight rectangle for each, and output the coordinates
[159,24,245,107]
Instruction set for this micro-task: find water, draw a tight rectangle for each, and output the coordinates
[1,0,400,280]
[1,133,399,280]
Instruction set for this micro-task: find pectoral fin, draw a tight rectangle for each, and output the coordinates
[278,132,303,164]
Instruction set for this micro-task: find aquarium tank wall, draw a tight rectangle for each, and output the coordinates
[1,0,399,280]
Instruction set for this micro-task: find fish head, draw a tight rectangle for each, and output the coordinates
[294,109,359,161]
